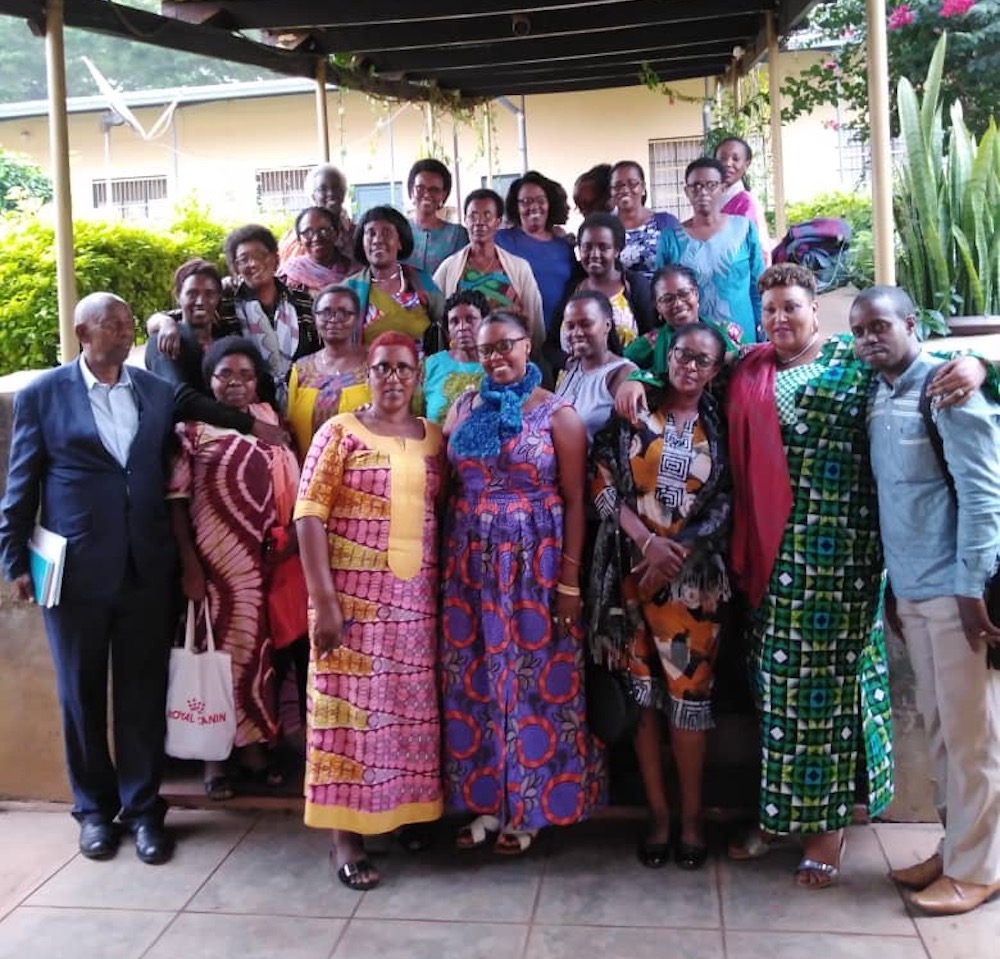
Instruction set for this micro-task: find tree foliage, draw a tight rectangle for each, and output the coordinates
[781,0,1000,140]
[0,0,277,104]
[0,150,53,211]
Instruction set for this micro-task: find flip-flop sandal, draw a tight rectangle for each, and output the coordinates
[335,857,380,891]
[494,829,537,856]
[455,815,500,850]
[203,776,234,801]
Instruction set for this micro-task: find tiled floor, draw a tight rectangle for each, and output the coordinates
[1,805,998,959]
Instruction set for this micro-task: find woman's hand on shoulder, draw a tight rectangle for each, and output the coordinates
[615,379,648,426]
[927,356,987,408]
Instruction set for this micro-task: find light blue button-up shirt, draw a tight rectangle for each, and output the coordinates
[868,352,1000,600]
[79,356,139,468]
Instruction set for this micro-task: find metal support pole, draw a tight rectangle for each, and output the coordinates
[45,0,78,364]
[315,58,330,163]
[866,0,895,285]
[497,96,528,174]
[484,103,494,188]
[767,12,787,241]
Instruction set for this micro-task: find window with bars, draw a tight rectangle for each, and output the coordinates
[838,136,904,190]
[255,166,312,215]
[648,138,704,219]
[91,176,169,220]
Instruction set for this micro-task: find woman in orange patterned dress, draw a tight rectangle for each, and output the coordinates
[295,332,445,891]
[169,337,301,799]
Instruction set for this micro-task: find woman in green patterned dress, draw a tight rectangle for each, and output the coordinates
[726,264,988,888]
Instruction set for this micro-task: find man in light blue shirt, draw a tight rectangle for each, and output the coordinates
[851,285,1000,916]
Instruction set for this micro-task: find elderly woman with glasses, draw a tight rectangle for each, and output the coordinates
[610,160,680,280]
[440,309,604,856]
[279,207,357,296]
[403,158,469,276]
[655,158,765,345]
[295,331,446,891]
[278,165,355,268]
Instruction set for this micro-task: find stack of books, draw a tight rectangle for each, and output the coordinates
[27,525,67,608]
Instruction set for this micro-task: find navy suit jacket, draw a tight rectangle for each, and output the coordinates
[0,360,176,604]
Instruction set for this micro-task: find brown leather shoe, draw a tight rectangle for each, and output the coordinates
[889,852,943,890]
[908,875,1000,916]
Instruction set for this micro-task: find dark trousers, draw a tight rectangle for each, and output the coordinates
[43,577,171,827]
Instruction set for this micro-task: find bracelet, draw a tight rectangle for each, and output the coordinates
[560,553,581,567]
[640,531,656,556]
[556,582,582,597]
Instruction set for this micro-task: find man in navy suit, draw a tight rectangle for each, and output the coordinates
[1,292,177,864]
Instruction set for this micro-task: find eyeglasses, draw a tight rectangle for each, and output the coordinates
[476,336,527,360]
[517,197,547,210]
[685,181,723,194]
[315,307,357,321]
[656,289,696,306]
[610,179,643,194]
[370,361,417,382]
[465,211,497,224]
[413,185,444,197]
[299,227,333,241]
[234,251,271,270]
[670,346,719,370]
[212,369,257,384]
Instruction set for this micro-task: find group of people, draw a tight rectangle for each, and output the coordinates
[1,151,999,918]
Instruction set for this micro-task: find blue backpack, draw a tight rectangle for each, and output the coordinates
[772,217,852,291]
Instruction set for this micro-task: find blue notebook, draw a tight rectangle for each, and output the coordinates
[27,525,66,607]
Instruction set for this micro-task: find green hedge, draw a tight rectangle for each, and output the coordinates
[0,203,226,375]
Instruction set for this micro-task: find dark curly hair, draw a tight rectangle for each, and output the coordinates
[407,158,453,200]
[223,224,278,273]
[578,212,626,252]
[504,171,570,229]
[444,288,491,318]
[757,263,818,299]
[684,157,727,183]
[353,205,415,264]
[463,188,504,219]
[201,336,272,400]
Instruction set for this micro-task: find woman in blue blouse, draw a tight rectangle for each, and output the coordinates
[495,171,576,343]
[404,159,469,275]
[655,158,764,344]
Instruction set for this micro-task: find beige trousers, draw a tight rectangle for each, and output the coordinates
[897,595,1000,884]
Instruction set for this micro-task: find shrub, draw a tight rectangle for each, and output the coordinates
[0,202,225,375]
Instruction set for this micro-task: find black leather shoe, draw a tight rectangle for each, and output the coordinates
[133,823,174,865]
[79,820,119,860]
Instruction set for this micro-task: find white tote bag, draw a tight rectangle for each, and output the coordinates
[165,599,237,761]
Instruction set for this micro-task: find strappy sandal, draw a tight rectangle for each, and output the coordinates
[796,832,846,890]
[455,814,500,850]
[494,829,537,856]
[334,857,380,891]
[728,829,773,861]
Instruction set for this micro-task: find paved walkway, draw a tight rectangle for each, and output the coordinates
[1,804,997,959]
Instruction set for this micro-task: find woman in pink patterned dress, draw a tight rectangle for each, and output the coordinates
[295,332,445,891]
[169,337,300,799]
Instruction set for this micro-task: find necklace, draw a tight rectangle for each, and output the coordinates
[372,267,402,285]
[776,333,820,367]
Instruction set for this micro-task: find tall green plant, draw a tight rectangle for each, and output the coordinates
[895,32,1000,317]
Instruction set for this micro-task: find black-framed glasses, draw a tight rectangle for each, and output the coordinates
[670,346,718,370]
[212,369,257,383]
[476,336,527,360]
[517,197,547,210]
[685,181,723,194]
[315,307,357,321]
[370,361,417,382]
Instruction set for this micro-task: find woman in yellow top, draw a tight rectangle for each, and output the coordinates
[286,284,370,460]
[295,331,445,892]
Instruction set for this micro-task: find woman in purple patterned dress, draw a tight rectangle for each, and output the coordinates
[440,310,605,855]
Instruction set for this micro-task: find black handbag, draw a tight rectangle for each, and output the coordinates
[585,658,639,745]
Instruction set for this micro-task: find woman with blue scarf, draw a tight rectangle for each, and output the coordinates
[440,310,605,855]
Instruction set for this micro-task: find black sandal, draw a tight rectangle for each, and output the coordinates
[637,837,671,868]
[675,841,709,870]
[203,776,234,801]
[335,857,380,891]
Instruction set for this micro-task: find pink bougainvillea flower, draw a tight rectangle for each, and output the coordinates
[940,0,975,17]
[823,59,838,70]
[888,3,916,29]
